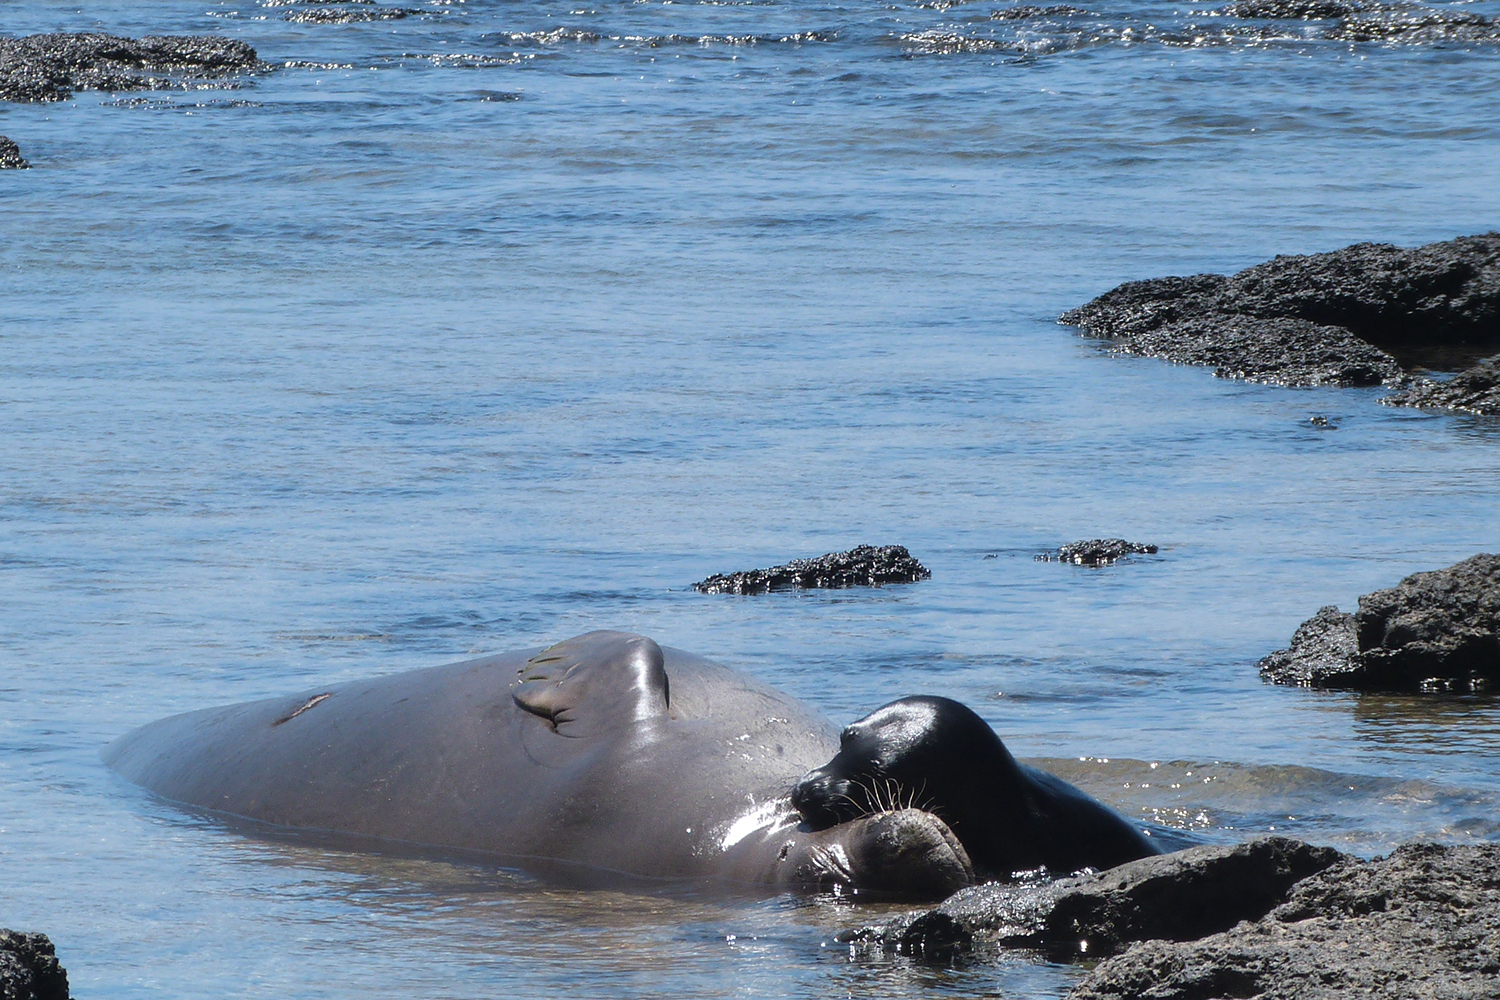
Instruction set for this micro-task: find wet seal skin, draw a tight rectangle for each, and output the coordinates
[791,696,1161,880]
[106,631,975,900]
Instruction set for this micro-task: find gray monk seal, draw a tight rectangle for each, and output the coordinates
[106,630,1154,898]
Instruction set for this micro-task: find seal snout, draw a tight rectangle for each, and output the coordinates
[790,768,853,829]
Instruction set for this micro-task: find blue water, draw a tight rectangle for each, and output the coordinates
[3,0,1500,995]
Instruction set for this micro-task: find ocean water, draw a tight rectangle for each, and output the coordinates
[3,0,1500,995]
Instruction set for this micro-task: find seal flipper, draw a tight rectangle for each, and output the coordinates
[512,631,669,737]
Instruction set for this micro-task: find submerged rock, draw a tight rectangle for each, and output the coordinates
[1326,5,1500,43]
[283,6,426,23]
[844,837,1343,963]
[0,135,28,168]
[0,930,69,1000]
[0,33,260,103]
[1037,539,1158,566]
[1382,354,1500,415]
[1060,233,1500,399]
[1070,842,1500,1000]
[693,544,931,594]
[1260,553,1500,692]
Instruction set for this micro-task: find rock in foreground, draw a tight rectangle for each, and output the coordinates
[845,837,1342,963]
[0,930,69,1000]
[0,33,260,103]
[693,544,930,594]
[1383,354,1500,415]
[1260,553,1500,692]
[0,135,28,168]
[1059,233,1500,400]
[1037,539,1158,566]
[1070,842,1500,1000]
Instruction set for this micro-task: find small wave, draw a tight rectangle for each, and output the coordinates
[489,28,603,44]
[615,30,837,47]
[410,52,528,66]
[900,30,1017,54]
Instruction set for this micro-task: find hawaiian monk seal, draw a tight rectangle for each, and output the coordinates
[105,631,975,899]
[791,696,1161,878]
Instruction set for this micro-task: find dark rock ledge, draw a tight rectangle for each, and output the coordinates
[1059,233,1500,413]
[0,33,261,103]
[0,930,69,1000]
[845,838,1500,1000]
[1221,0,1500,45]
[1036,539,1159,566]
[1259,552,1500,692]
[0,135,28,168]
[693,544,930,594]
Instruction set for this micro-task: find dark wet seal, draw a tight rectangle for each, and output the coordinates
[693,544,931,594]
[0,136,28,169]
[1060,232,1500,405]
[0,929,69,1000]
[1260,552,1500,692]
[1036,540,1158,566]
[273,692,333,725]
[0,33,261,103]
[1071,843,1500,999]
[1382,355,1500,415]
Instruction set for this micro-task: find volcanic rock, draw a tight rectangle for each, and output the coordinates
[1069,842,1500,1000]
[1382,354,1500,415]
[1259,553,1500,692]
[1060,233,1500,396]
[0,135,28,168]
[1037,539,1159,566]
[693,544,931,594]
[844,837,1343,963]
[0,33,259,103]
[0,931,69,1000]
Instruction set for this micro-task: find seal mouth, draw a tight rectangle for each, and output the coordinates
[792,769,934,831]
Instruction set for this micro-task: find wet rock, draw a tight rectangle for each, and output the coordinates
[1326,6,1500,43]
[1222,0,1367,17]
[1382,354,1500,415]
[0,135,28,168]
[1069,842,1500,1000]
[0,930,69,1000]
[283,6,426,23]
[693,544,930,594]
[1060,233,1500,394]
[1260,553,1500,692]
[989,5,1092,20]
[0,33,260,103]
[844,837,1343,963]
[1037,539,1158,566]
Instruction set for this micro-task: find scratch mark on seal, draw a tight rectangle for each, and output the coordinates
[274,692,332,726]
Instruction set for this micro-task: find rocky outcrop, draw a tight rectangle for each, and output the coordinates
[1060,234,1500,399]
[1220,0,1500,43]
[1259,553,1500,692]
[0,135,28,168]
[693,545,930,594]
[1383,354,1500,415]
[1070,842,1500,1000]
[1037,539,1158,566]
[844,837,1343,963]
[282,6,426,23]
[0,33,260,103]
[0,931,68,1000]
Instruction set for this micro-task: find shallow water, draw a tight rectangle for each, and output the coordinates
[3,0,1500,995]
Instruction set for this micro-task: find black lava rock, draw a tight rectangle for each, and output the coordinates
[283,7,426,23]
[0,33,260,103]
[0,135,28,168]
[0,930,69,1000]
[1069,843,1500,1000]
[1221,0,1367,17]
[1259,553,1500,692]
[693,545,931,594]
[1325,5,1500,43]
[1060,233,1500,397]
[844,837,1343,963]
[1037,539,1158,566]
[1382,354,1500,415]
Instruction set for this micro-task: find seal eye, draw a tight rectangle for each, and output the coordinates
[840,727,857,746]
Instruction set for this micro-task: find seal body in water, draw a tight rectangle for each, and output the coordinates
[791,696,1162,878]
[106,631,974,899]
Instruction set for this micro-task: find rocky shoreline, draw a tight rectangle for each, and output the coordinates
[1060,233,1500,414]
[0,931,68,1000]
[847,837,1500,998]
[0,33,262,103]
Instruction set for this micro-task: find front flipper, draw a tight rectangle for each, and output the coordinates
[512,631,669,737]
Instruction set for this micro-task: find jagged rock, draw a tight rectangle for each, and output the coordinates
[1260,553,1500,692]
[1222,0,1367,17]
[989,5,1091,20]
[283,7,426,23]
[1037,540,1158,566]
[1069,842,1500,1000]
[1326,6,1500,43]
[843,837,1343,963]
[0,931,69,1000]
[692,545,930,594]
[0,135,28,168]
[1060,234,1500,395]
[0,33,260,103]
[1383,355,1500,415]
